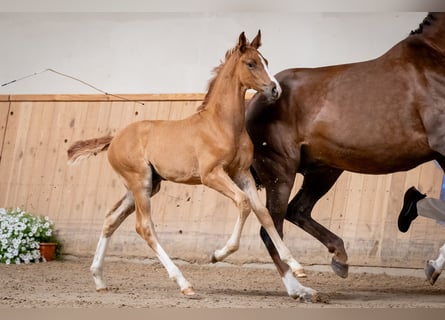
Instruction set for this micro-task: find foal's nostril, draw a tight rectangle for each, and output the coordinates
[265,82,281,100]
[272,86,278,98]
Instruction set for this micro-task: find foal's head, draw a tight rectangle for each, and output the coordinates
[234,30,282,101]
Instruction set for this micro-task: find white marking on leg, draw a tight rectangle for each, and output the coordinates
[243,176,305,276]
[155,243,194,295]
[90,236,109,290]
[281,269,316,300]
[90,192,135,291]
[212,214,246,262]
[213,191,250,261]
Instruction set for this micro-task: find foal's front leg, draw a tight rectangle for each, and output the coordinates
[204,168,316,301]
[204,167,251,262]
[237,170,316,301]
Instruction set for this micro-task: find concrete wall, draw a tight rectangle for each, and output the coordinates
[0,12,426,94]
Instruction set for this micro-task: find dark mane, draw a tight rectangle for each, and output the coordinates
[410,12,436,35]
[197,47,238,111]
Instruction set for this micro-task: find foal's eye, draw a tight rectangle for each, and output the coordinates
[246,61,256,69]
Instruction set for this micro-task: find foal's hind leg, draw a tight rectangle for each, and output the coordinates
[91,191,135,291]
[128,172,194,296]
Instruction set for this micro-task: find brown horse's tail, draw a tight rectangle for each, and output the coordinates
[67,135,113,165]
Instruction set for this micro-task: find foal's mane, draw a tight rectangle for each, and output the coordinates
[410,12,437,35]
[197,45,243,111]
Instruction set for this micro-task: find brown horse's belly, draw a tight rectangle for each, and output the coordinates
[306,143,435,174]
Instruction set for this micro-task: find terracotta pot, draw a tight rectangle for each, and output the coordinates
[39,242,57,261]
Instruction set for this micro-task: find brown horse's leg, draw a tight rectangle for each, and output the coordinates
[250,154,311,292]
[254,168,312,299]
[91,192,135,291]
[286,167,349,278]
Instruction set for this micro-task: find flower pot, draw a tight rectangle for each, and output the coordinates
[39,242,57,261]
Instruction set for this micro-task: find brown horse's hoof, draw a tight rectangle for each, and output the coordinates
[181,287,196,296]
[331,258,348,278]
[210,253,218,263]
[425,261,441,285]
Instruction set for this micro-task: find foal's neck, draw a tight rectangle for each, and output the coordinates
[203,60,247,129]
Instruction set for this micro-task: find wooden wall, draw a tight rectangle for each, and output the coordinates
[0,94,444,269]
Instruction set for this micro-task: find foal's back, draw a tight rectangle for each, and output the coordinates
[107,110,251,185]
[107,115,207,184]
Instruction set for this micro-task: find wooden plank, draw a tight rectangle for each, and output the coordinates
[0,92,255,103]
[46,101,84,224]
[0,101,10,161]
[3,93,206,102]
[0,101,34,207]
[1,95,444,268]
[22,101,55,213]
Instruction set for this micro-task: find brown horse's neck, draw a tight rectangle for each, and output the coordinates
[200,56,247,130]
[412,13,445,54]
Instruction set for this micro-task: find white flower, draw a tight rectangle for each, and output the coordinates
[0,207,57,264]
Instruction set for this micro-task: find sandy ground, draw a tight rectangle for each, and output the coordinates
[0,255,444,308]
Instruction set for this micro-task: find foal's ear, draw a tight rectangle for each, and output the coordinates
[251,30,262,49]
[238,31,247,53]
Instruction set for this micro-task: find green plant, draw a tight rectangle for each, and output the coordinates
[0,207,61,264]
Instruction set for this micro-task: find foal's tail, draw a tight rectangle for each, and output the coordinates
[67,135,113,165]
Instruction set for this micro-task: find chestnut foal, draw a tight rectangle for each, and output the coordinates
[68,31,316,300]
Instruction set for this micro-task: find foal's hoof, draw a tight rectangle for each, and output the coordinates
[181,287,196,296]
[210,253,218,263]
[331,258,348,278]
[425,261,441,285]
[290,288,319,303]
[293,268,307,278]
[96,287,109,293]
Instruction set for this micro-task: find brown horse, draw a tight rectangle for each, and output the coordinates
[246,13,445,284]
[67,31,316,300]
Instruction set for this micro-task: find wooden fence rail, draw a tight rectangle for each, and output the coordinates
[0,94,444,269]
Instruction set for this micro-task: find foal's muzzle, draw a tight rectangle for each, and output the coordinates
[264,82,282,101]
